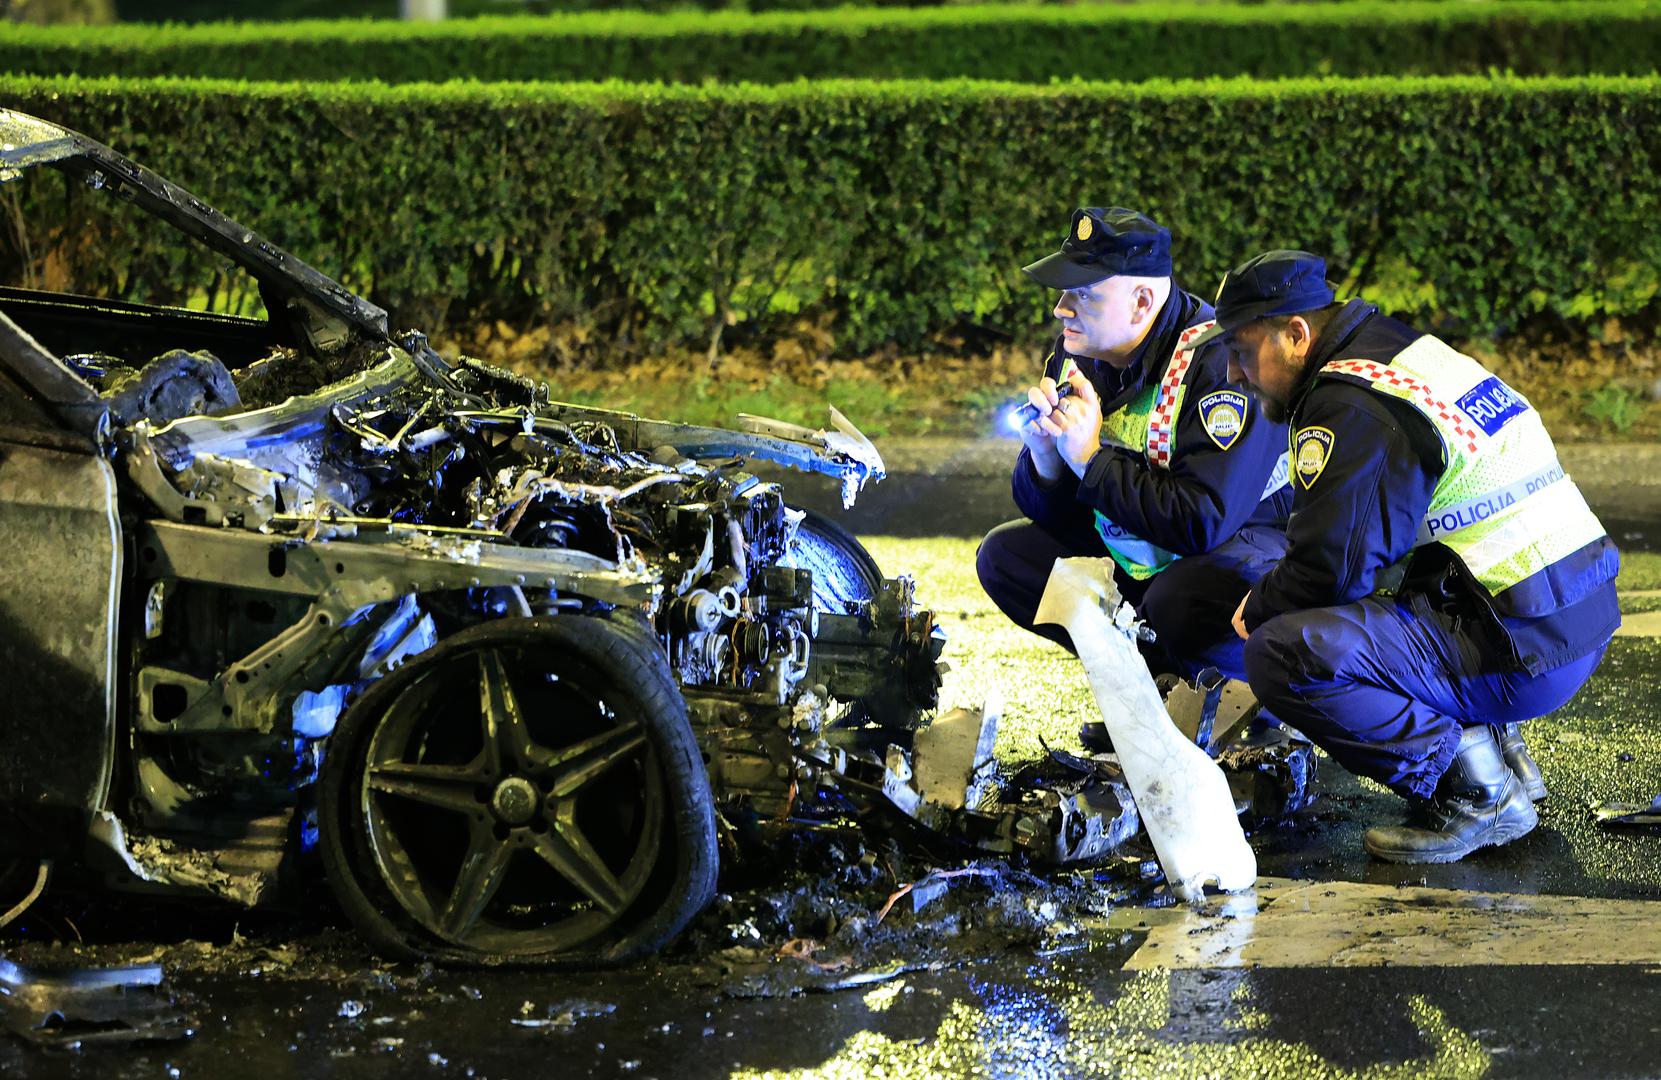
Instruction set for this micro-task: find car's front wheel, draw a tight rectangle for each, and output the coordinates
[784,506,885,613]
[318,615,716,965]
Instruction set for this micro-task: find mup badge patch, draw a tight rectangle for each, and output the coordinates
[1197,390,1248,451]
[1294,426,1334,489]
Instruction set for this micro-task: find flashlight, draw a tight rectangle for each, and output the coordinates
[1006,381,1078,432]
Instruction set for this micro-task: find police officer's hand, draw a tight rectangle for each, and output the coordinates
[1021,378,1068,483]
[1231,592,1250,640]
[1043,372,1102,477]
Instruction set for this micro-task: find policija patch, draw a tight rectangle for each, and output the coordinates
[1294,426,1334,489]
[1198,390,1248,451]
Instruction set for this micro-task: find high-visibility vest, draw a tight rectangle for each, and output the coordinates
[1061,319,1289,580]
[1313,336,1607,598]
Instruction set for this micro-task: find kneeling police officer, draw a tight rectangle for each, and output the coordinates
[977,207,1293,682]
[1205,249,1621,863]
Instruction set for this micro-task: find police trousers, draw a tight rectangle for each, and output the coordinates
[975,517,1289,682]
[1242,593,1608,799]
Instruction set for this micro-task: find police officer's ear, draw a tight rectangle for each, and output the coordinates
[1130,280,1163,325]
[1284,314,1318,358]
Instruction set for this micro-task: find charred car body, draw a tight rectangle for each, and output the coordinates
[0,111,1313,966]
[0,109,962,964]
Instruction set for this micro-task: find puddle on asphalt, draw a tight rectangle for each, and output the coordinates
[1120,877,1661,969]
[725,947,1492,1080]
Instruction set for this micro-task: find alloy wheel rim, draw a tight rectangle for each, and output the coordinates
[358,643,664,954]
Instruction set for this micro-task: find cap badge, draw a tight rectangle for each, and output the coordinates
[1076,217,1093,242]
[1198,390,1247,451]
[1294,426,1334,489]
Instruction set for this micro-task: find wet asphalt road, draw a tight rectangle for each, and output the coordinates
[17,952,1661,1079]
[12,903,1661,1079]
[7,445,1661,1079]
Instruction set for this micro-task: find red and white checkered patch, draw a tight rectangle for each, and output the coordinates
[1320,359,1481,453]
[1146,320,1213,469]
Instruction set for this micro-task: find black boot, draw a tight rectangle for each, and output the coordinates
[1363,725,1538,864]
[1079,720,1114,754]
[1499,722,1547,802]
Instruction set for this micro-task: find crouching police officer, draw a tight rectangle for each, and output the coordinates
[977,208,1293,682]
[1206,249,1621,863]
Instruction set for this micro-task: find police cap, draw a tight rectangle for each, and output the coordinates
[1190,249,1336,347]
[1022,207,1173,290]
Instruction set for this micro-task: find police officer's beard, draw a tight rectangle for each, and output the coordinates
[1257,349,1315,424]
[1243,378,1292,424]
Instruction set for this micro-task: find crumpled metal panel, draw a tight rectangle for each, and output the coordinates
[0,438,120,853]
[0,956,193,1046]
[533,402,887,509]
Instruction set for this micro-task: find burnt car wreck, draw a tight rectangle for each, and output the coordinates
[0,109,1313,967]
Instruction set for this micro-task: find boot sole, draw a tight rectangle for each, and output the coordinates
[1363,804,1540,865]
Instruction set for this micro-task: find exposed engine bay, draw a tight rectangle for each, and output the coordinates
[111,344,942,818]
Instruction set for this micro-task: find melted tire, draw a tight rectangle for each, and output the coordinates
[786,507,884,613]
[317,615,716,967]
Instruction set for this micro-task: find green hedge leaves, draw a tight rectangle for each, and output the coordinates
[5,74,1659,355]
[7,3,1661,85]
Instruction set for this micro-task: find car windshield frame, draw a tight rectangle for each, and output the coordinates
[0,108,391,344]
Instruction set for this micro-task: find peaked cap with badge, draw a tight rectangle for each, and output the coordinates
[1023,207,1173,290]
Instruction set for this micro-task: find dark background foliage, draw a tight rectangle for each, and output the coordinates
[4,74,1658,358]
[5,3,1660,84]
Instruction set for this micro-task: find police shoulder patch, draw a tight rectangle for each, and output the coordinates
[1197,390,1248,451]
[1294,426,1334,489]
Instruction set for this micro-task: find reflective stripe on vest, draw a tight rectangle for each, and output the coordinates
[1319,338,1607,596]
[1087,321,1210,580]
[1414,459,1565,547]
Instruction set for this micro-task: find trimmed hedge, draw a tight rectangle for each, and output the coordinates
[110,0,1018,19]
[4,74,1660,355]
[8,3,1661,84]
[104,0,1657,20]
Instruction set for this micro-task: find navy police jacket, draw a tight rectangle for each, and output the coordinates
[1012,284,1292,555]
[1241,300,1620,674]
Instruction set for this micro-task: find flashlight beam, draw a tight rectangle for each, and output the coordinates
[1009,381,1076,430]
